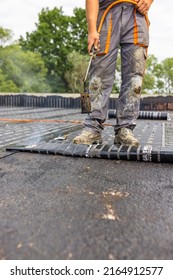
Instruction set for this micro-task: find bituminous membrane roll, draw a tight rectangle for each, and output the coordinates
[108,110,168,120]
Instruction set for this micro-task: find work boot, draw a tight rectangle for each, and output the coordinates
[73,130,102,145]
[114,127,139,146]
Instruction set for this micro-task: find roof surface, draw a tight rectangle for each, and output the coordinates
[0,107,173,260]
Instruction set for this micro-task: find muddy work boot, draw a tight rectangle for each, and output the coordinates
[114,127,139,146]
[73,130,102,145]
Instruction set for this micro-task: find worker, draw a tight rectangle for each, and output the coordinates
[73,0,154,146]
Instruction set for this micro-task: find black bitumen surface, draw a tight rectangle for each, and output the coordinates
[0,107,173,260]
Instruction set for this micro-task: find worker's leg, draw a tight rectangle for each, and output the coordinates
[115,43,147,131]
[83,49,118,134]
[73,46,119,144]
[74,7,124,146]
[83,7,124,134]
[113,4,149,146]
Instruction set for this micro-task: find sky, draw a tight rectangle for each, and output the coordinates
[0,0,172,62]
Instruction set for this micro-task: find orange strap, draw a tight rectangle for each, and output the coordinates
[97,12,113,56]
[97,0,149,52]
[98,0,137,33]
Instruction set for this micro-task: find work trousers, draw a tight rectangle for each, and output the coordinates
[84,3,149,133]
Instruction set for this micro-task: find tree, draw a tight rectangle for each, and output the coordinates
[19,7,88,92]
[69,8,88,54]
[142,72,155,94]
[142,55,173,95]
[0,26,13,46]
[0,45,51,93]
[0,69,19,92]
[161,58,173,94]
[19,8,71,92]
[65,51,89,93]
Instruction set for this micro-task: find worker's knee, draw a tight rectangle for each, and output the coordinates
[89,76,102,95]
[131,75,143,96]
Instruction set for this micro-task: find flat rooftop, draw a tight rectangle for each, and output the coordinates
[0,107,173,260]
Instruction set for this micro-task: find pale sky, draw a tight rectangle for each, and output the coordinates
[0,0,172,62]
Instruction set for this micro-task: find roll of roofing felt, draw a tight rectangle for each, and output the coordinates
[88,144,173,163]
[7,142,173,163]
[108,110,169,120]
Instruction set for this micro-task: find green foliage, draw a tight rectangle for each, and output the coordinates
[142,55,173,95]
[0,69,19,92]
[161,58,173,94]
[142,73,155,93]
[19,7,87,92]
[19,8,71,92]
[70,8,88,54]
[1,7,173,95]
[0,45,51,93]
[65,51,89,93]
[0,26,13,46]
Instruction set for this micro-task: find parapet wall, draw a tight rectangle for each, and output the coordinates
[0,93,173,111]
